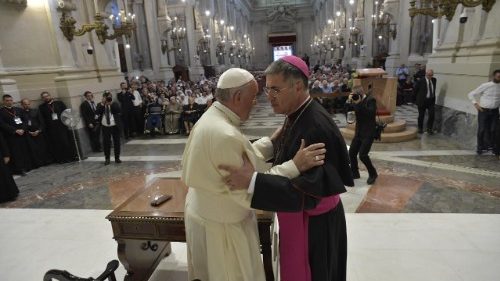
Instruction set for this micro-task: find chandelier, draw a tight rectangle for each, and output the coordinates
[59,7,136,44]
[170,16,187,52]
[409,0,496,20]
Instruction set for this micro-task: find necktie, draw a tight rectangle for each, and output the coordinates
[428,79,434,98]
[105,105,111,125]
[91,101,96,112]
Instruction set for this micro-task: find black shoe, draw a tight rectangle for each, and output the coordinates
[418,129,423,134]
[104,159,110,165]
[367,174,378,185]
[115,158,122,164]
[352,171,361,179]
[476,149,483,155]
[427,129,434,135]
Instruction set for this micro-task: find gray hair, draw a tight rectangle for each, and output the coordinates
[264,59,308,88]
[215,81,251,102]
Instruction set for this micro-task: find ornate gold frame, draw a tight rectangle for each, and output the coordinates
[60,12,136,44]
[409,0,496,20]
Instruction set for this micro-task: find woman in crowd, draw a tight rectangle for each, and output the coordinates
[165,96,182,134]
[182,97,200,135]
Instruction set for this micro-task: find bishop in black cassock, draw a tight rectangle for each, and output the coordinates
[224,56,354,281]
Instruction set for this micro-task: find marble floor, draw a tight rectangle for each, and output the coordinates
[1,96,499,281]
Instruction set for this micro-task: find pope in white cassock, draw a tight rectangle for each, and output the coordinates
[181,68,326,281]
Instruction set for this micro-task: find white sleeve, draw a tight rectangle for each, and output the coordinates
[251,137,274,161]
[467,83,488,104]
[247,172,258,194]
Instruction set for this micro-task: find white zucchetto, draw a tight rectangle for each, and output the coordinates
[217,68,254,89]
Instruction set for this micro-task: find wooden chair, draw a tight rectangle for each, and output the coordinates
[43,260,119,281]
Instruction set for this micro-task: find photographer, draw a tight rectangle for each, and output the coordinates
[346,85,378,184]
[96,91,122,165]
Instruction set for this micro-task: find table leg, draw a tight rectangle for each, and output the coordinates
[258,222,274,281]
[116,239,171,281]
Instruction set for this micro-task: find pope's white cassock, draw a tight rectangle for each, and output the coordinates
[181,69,299,281]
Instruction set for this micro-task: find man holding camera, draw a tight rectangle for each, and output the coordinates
[347,86,378,184]
[96,91,122,165]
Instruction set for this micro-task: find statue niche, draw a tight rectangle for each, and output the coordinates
[266,5,297,23]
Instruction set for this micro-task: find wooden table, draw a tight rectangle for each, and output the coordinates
[106,178,274,281]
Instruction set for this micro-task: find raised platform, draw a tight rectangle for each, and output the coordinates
[341,115,418,143]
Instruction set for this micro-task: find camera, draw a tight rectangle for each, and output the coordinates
[105,96,112,103]
[351,93,361,101]
[459,11,468,24]
[86,44,94,55]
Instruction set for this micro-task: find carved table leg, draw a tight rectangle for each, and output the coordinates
[258,222,274,281]
[116,239,171,281]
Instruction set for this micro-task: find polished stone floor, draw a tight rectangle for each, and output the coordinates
[1,96,499,281]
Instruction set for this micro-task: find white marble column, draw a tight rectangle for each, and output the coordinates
[383,0,401,75]
[0,43,21,101]
[361,1,374,67]
[185,4,204,80]
[156,0,174,80]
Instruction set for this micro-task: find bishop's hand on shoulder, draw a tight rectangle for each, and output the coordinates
[293,139,326,173]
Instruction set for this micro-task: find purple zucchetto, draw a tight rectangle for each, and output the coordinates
[280,55,310,79]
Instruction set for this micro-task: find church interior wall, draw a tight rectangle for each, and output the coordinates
[1,0,499,153]
[427,3,500,146]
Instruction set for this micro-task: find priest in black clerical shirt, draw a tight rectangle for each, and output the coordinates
[20,98,52,167]
[221,56,354,281]
[0,94,33,175]
[38,91,76,163]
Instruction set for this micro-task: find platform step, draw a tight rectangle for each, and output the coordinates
[347,119,407,133]
[340,126,418,143]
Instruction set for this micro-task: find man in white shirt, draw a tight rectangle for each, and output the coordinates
[396,64,409,86]
[467,69,500,157]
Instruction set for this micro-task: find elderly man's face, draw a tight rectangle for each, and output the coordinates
[237,80,258,121]
[21,99,31,110]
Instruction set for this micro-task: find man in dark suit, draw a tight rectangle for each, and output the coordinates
[96,91,122,165]
[80,91,101,152]
[116,82,135,139]
[347,85,378,184]
[415,69,437,134]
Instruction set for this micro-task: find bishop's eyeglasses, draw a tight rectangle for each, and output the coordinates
[263,86,289,97]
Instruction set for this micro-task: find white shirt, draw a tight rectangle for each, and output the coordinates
[101,105,116,127]
[132,90,142,107]
[467,81,500,109]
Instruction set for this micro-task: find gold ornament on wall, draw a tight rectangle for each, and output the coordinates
[59,7,136,44]
[409,0,496,21]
